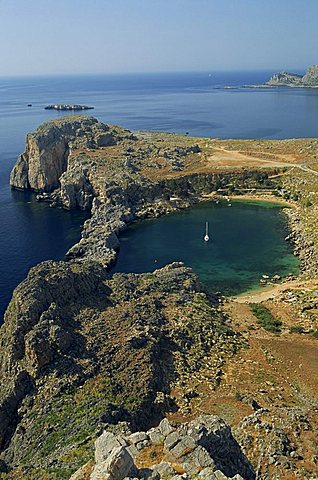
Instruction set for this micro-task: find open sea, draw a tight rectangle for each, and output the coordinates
[0,70,316,319]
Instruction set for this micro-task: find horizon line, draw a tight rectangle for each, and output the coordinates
[0,66,309,79]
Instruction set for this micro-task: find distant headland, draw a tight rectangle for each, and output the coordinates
[266,64,318,87]
[239,64,318,89]
[44,104,94,111]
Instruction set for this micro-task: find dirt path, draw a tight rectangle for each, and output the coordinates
[209,147,318,177]
[208,147,292,169]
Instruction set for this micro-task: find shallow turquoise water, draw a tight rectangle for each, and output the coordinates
[112,201,299,296]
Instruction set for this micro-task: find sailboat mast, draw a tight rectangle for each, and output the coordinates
[204,221,209,242]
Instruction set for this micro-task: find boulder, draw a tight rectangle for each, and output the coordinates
[158,418,175,437]
[95,431,127,464]
[91,446,134,480]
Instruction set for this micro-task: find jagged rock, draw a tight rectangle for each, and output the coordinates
[182,446,215,474]
[168,435,196,459]
[128,432,149,450]
[186,416,255,479]
[148,428,165,445]
[151,462,175,478]
[0,259,243,476]
[302,64,318,85]
[266,71,302,86]
[164,431,180,451]
[158,418,175,437]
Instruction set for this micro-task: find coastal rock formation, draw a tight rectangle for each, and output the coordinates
[0,261,243,478]
[266,64,318,87]
[10,115,133,192]
[5,117,318,479]
[70,416,255,480]
[45,104,94,111]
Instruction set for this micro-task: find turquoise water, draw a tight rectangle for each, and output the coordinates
[113,200,299,295]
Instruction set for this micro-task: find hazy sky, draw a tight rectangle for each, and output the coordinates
[1,0,317,76]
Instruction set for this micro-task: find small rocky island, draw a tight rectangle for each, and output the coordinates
[45,104,94,111]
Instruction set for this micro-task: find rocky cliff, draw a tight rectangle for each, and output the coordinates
[266,64,318,87]
[10,116,134,192]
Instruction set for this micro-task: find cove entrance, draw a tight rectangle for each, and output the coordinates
[112,200,299,296]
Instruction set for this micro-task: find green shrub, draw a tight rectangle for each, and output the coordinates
[234,391,243,401]
[250,304,282,334]
[289,325,305,334]
[312,330,318,339]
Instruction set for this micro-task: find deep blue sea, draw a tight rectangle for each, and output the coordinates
[0,70,316,319]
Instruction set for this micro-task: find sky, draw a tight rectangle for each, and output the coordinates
[0,0,318,76]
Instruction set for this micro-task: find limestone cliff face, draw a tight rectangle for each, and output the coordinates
[9,116,126,192]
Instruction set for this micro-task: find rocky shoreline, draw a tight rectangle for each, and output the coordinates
[3,116,318,479]
[283,206,318,277]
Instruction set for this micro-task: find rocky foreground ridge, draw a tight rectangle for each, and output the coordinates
[70,416,254,480]
[266,64,318,87]
[3,116,318,479]
[0,260,245,479]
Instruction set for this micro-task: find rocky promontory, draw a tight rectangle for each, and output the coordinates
[10,115,280,267]
[10,116,134,192]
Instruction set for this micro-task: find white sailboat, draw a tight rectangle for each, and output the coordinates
[204,221,210,242]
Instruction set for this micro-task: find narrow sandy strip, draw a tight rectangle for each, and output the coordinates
[232,278,318,303]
